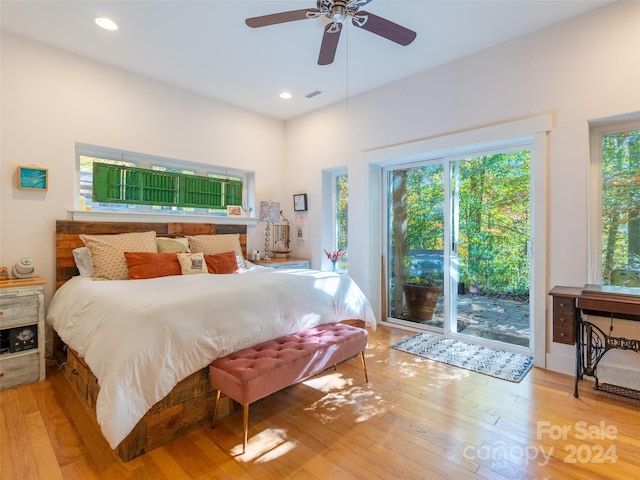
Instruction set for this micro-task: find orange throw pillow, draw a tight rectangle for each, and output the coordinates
[204,251,239,274]
[124,252,182,279]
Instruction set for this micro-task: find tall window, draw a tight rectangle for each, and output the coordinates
[77,144,250,216]
[322,167,349,272]
[336,173,349,270]
[590,120,640,286]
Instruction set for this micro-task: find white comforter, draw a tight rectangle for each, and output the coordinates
[46,268,376,448]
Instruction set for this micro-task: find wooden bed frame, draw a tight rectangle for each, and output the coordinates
[53,220,247,461]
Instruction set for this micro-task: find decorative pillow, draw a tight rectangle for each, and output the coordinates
[157,237,190,253]
[187,234,245,268]
[177,252,208,275]
[72,247,94,277]
[204,251,239,274]
[124,252,181,279]
[80,231,157,280]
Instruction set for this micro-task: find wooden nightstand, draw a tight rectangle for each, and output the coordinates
[253,258,310,269]
[0,276,46,390]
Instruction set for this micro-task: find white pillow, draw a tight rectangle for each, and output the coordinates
[72,247,94,277]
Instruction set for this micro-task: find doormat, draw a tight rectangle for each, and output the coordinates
[391,332,533,383]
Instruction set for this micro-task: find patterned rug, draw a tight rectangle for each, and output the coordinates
[391,332,533,382]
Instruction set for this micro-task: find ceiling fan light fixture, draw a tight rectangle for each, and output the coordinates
[330,2,346,23]
[95,17,118,31]
[279,91,293,100]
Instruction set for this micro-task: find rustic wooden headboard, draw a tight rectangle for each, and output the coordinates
[55,220,247,290]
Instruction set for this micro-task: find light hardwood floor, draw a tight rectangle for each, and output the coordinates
[1,324,639,479]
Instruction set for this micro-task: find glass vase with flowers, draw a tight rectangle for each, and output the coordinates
[324,248,345,272]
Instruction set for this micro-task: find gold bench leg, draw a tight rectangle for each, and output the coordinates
[211,390,222,428]
[242,404,249,454]
[360,351,369,383]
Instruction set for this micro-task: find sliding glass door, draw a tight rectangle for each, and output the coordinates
[385,148,532,349]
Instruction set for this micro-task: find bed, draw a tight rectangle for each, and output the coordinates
[49,220,376,461]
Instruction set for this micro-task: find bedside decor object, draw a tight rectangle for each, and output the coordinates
[259,200,281,260]
[324,248,345,272]
[12,257,35,279]
[17,166,48,191]
[293,193,308,212]
[273,213,291,258]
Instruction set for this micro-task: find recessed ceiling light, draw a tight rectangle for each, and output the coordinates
[95,17,118,31]
[279,91,293,100]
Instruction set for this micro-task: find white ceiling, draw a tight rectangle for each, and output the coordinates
[1,0,613,121]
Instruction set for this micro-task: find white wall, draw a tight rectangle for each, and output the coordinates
[284,1,640,374]
[1,33,286,306]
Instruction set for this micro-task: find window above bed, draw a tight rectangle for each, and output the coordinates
[76,143,255,218]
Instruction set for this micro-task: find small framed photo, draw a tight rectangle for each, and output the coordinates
[17,166,48,191]
[226,205,242,217]
[293,193,308,212]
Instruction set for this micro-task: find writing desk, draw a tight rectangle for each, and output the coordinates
[549,285,640,400]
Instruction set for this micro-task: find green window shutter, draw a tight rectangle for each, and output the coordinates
[225,180,243,207]
[92,163,241,209]
[181,175,223,207]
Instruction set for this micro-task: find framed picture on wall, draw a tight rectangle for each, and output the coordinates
[293,193,308,212]
[17,166,48,191]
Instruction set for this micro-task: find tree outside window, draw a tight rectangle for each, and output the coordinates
[599,127,640,286]
[336,174,348,271]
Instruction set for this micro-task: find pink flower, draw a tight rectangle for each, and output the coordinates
[324,248,345,263]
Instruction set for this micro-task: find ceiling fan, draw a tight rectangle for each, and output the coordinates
[245,0,417,66]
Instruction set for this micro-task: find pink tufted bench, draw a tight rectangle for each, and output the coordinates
[209,322,369,453]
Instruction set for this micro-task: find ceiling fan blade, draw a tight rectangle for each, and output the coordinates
[246,8,319,28]
[318,23,342,66]
[352,11,416,46]
[351,0,374,7]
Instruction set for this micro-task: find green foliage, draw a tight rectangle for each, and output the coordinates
[405,164,445,250]
[393,151,531,297]
[456,152,530,296]
[336,174,349,270]
[404,269,444,287]
[600,129,640,283]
